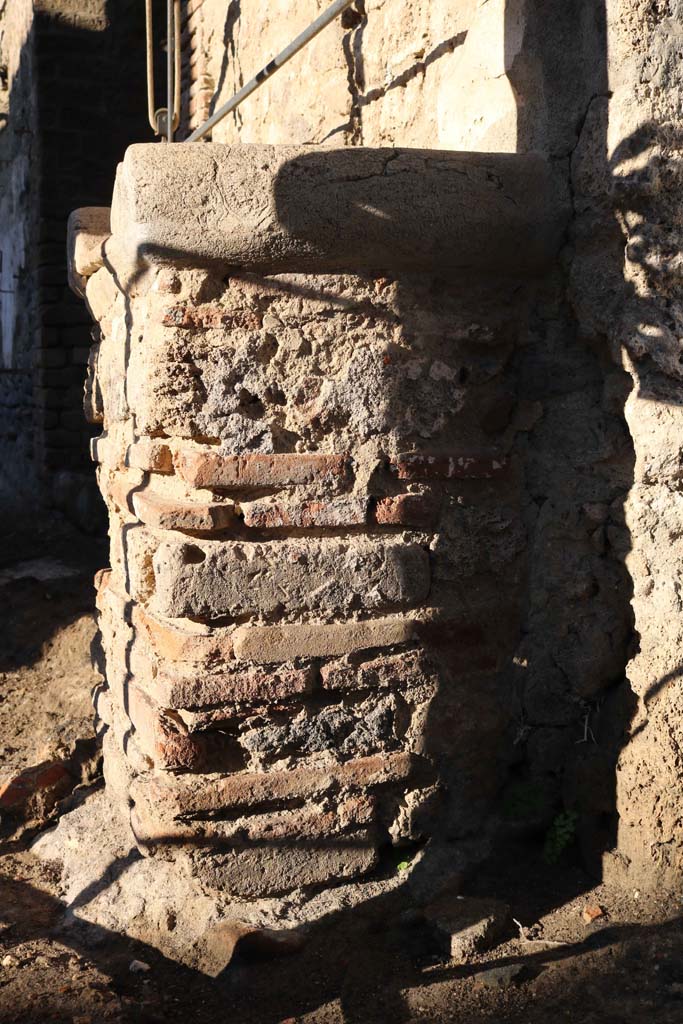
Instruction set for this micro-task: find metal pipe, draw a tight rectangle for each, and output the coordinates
[167,0,175,142]
[174,0,181,128]
[145,0,157,133]
[187,0,357,142]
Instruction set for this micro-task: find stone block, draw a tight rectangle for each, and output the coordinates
[424,895,510,962]
[182,839,379,898]
[111,144,567,276]
[232,618,417,662]
[152,538,431,619]
[67,206,111,296]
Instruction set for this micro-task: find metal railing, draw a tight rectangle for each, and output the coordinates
[145,0,357,143]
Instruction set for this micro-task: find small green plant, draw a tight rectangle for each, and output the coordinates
[543,810,579,864]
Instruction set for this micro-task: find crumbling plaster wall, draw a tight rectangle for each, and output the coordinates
[182,0,605,155]
[570,0,683,888]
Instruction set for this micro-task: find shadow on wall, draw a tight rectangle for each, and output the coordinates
[498,0,641,883]
[505,0,683,894]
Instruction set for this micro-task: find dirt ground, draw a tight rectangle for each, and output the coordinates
[1,514,682,1024]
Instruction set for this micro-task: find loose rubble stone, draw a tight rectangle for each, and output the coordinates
[424,895,510,962]
[475,963,524,990]
[128,960,150,974]
[0,760,73,815]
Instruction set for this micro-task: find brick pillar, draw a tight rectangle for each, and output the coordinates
[69,144,566,902]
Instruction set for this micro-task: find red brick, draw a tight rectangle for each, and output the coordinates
[125,683,207,771]
[124,684,241,770]
[102,472,136,515]
[0,761,73,813]
[233,618,416,662]
[133,793,376,844]
[132,604,234,665]
[391,453,507,481]
[175,450,351,490]
[103,474,235,532]
[374,492,440,528]
[93,567,112,594]
[130,751,427,817]
[152,663,315,709]
[241,496,368,529]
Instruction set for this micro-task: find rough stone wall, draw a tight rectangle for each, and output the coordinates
[569,0,683,889]
[181,0,511,149]
[180,0,607,154]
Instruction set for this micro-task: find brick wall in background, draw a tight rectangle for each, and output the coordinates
[0,0,151,528]
[0,0,39,514]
